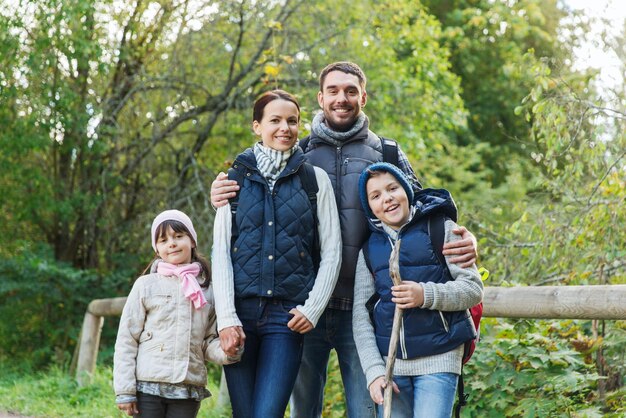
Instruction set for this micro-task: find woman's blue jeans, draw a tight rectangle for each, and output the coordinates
[224,298,304,418]
[377,373,459,418]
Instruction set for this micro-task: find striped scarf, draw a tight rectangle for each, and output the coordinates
[253,142,298,190]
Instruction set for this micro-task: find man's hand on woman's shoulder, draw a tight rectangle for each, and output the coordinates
[211,172,240,208]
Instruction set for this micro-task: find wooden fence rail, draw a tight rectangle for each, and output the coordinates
[74,285,626,386]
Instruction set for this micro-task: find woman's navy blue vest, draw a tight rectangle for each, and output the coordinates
[229,148,317,303]
[364,190,476,359]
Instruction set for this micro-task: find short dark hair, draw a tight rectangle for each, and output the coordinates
[252,89,301,123]
[319,61,367,91]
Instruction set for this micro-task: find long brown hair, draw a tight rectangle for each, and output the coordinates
[143,220,211,287]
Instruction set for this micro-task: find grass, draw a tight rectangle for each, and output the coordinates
[0,364,231,418]
[0,351,347,418]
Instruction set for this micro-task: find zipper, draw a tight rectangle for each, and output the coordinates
[336,146,342,198]
[439,311,450,332]
[399,315,408,359]
[144,343,165,353]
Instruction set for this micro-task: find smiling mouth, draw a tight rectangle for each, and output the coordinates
[385,204,399,213]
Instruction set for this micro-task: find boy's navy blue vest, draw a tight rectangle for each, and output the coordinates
[364,189,476,359]
[228,148,317,303]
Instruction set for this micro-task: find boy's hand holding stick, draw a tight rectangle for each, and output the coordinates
[383,239,402,418]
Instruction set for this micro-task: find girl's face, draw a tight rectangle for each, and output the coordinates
[155,225,194,265]
[366,172,410,229]
[252,99,299,151]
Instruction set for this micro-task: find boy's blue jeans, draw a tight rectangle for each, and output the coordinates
[290,308,375,418]
[224,298,304,418]
[377,373,459,418]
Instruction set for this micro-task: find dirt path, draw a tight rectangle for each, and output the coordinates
[0,412,34,418]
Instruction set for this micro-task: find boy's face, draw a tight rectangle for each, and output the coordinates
[366,172,410,229]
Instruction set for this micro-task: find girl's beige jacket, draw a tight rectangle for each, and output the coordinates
[114,273,235,396]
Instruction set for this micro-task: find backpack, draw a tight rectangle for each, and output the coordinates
[428,214,484,418]
[227,161,320,270]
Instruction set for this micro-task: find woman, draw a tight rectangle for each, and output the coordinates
[211,90,341,418]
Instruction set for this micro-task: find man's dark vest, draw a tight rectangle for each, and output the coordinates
[364,194,476,359]
[228,148,317,303]
[301,129,383,302]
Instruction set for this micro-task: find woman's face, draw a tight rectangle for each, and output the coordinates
[253,99,299,151]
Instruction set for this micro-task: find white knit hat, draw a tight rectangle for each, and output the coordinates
[150,210,197,252]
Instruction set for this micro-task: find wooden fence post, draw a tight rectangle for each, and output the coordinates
[74,297,127,386]
[75,311,104,387]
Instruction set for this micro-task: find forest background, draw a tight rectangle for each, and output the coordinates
[0,0,624,416]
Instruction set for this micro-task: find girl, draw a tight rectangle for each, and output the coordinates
[114,209,238,418]
[211,89,342,418]
[353,163,484,418]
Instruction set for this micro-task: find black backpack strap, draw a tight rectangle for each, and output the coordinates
[428,213,449,274]
[454,372,469,418]
[227,163,245,238]
[297,162,320,270]
[299,136,311,153]
[379,136,399,167]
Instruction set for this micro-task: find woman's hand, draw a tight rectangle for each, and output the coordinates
[219,326,245,356]
[442,226,477,268]
[391,281,424,309]
[288,308,314,334]
[368,376,400,405]
[117,402,138,416]
[211,172,239,208]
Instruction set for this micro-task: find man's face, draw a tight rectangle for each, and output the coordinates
[317,70,367,132]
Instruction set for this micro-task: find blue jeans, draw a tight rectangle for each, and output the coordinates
[290,308,375,418]
[377,373,459,418]
[224,298,304,418]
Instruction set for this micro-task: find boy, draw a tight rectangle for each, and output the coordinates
[353,162,483,418]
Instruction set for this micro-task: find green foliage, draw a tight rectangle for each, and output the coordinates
[0,243,133,367]
[465,319,605,416]
[0,0,624,413]
[471,50,626,416]
[322,350,347,417]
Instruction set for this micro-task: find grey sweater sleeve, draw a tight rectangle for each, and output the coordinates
[353,250,387,388]
[421,220,484,311]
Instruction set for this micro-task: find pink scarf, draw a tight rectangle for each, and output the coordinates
[157,262,207,310]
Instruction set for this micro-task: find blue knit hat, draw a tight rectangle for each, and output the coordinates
[359,162,414,219]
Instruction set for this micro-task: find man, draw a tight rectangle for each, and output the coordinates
[210,62,477,418]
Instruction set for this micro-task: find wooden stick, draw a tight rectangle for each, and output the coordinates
[383,239,403,418]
